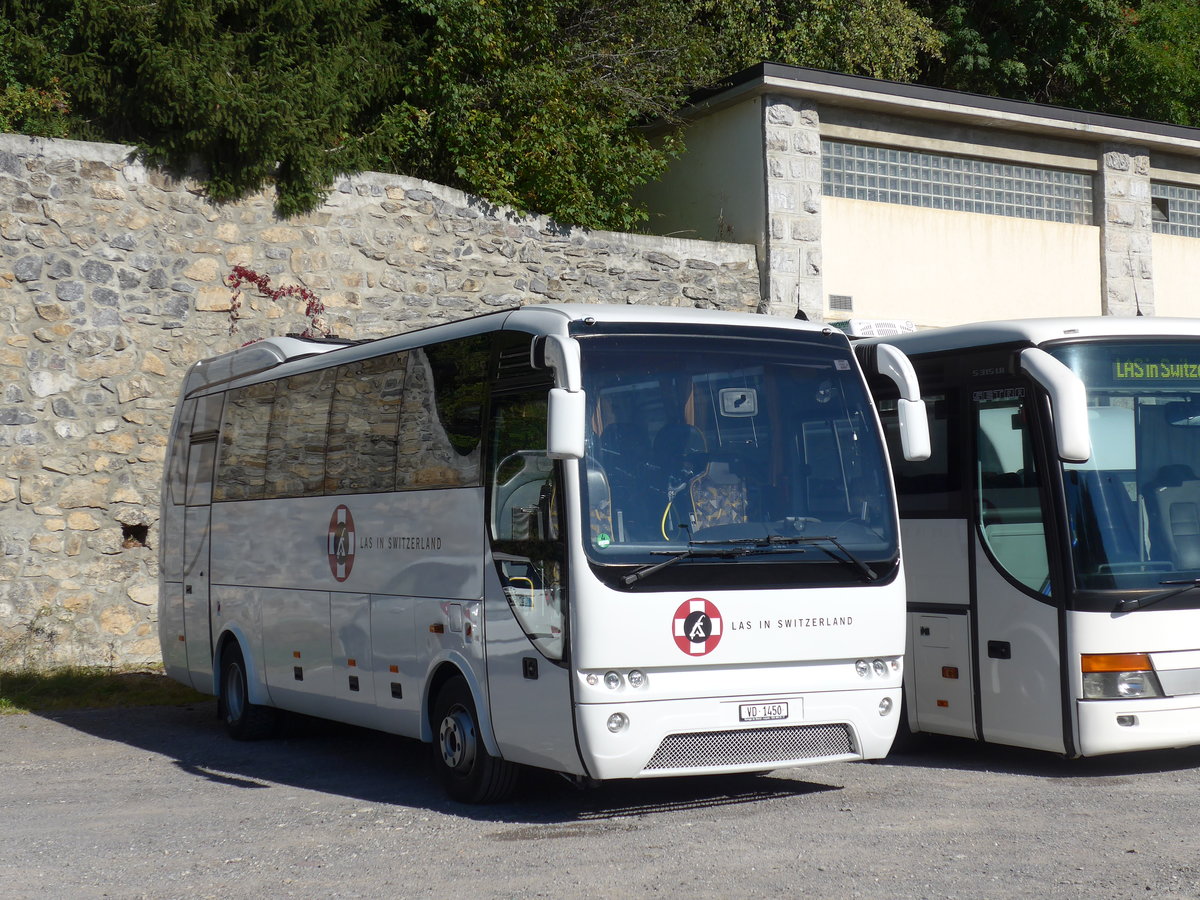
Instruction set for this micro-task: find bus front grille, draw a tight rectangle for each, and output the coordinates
[643,724,856,772]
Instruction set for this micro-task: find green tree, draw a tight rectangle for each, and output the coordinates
[914,0,1200,125]
[701,0,943,81]
[356,0,714,231]
[0,0,79,136]
[61,0,418,217]
[1102,0,1200,126]
[914,1,1119,107]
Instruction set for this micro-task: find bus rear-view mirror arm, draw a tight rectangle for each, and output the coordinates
[874,343,931,462]
[1019,348,1091,463]
[534,334,586,460]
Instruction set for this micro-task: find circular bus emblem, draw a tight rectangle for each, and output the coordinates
[672,598,723,656]
[327,504,356,582]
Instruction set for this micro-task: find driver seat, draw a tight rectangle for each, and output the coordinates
[689,461,748,530]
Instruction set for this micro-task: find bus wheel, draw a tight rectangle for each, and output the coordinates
[219,644,278,741]
[432,677,518,803]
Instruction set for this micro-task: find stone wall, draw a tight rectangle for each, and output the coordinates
[0,133,760,668]
[1098,144,1155,317]
[762,95,823,321]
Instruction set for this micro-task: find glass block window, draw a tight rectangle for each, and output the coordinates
[822,140,1093,225]
[1151,183,1200,238]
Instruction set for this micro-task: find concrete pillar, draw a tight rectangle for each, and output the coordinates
[761,96,823,320]
[1098,145,1154,316]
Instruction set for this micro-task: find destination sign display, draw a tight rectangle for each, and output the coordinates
[1049,342,1200,390]
[1112,358,1200,382]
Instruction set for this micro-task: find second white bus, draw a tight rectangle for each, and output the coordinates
[867,317,1200,756]
[159,304,929,800]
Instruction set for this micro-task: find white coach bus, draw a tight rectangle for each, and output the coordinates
[159,304,929,801]
[864,317,1200,757]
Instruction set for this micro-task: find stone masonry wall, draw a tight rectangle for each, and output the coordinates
[0,133,760,668]
[1098,144,1155,317]
[762,95,823,321]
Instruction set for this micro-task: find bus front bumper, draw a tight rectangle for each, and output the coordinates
[575,687,901,781]
[1077,697,1200,756]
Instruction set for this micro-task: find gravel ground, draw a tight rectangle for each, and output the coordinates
[2,701,1200,899]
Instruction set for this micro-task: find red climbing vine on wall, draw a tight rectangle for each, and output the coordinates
[225,265,330,339]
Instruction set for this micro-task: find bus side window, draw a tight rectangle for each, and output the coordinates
[215,381,276,502]
[398,337,489,489]
[326,352,406,494]
[488,391,565,662]
[976,398,1049,594]
[264,368,335,499]
[879,392,959,516]
[166,398,196,507]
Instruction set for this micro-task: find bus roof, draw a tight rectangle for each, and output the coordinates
[860,316,1200,356]
[180,304,839,397]
[505,303,831,335]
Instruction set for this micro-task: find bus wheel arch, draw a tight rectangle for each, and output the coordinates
[429,673,519,803]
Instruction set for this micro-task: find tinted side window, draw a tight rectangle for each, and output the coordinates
[264,368,335,499]
[398,336,490,488]
[326,352,407,494]
[880,392,960,516]
[976,392,1049,594]
[214,381,275,501]
[166,398,195,507]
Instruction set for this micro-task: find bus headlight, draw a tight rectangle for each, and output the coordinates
[1081,653,1165,700]
[856,658,899,678]
[604,671,622,690]
[607,713,629,733]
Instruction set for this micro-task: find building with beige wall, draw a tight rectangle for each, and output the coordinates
[638,63,1200,328]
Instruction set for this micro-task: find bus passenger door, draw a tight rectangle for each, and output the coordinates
[182,437,217,692]
[483,389,584,775]
[973,392,1064,753]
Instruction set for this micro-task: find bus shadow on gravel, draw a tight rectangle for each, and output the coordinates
[878,732,1200,779]
[40,702,840,824]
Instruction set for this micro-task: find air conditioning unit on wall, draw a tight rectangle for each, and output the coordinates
[829,318,919,338]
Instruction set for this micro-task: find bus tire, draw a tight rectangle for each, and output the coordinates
[432,677,518,803]
[219,643,278,741]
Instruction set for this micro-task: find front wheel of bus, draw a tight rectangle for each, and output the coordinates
[432,677,518,803]
[219,644,278,741]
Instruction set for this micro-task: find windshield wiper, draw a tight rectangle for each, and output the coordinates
[764,535,880,583]
[622,545,748,585]
[1116,578,1200,613]
[622,534,879,586]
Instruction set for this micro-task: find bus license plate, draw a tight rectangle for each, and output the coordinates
[739,702,789,722]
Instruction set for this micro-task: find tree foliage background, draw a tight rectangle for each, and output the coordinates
[2,0,1198,229]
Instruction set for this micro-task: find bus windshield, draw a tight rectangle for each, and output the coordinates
[1051,340,1200,592]
[577,332,897,587]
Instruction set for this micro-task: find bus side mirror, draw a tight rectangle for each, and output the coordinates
[1019,348,1091,463]
[534,335,586,460]
[547,388,585,460]
[896,398,931,463]
[873,343,931,462]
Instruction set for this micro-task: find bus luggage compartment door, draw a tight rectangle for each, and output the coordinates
[911,613,975,738]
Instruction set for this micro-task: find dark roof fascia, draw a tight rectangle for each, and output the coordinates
[672,62,1200,154]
